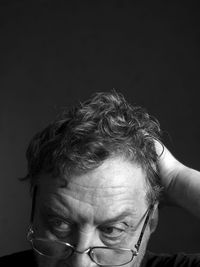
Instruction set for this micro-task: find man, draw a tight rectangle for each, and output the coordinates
[1,91,200,266]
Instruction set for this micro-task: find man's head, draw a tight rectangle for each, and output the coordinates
[25,91,162,267]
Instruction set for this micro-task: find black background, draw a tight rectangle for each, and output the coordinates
[0,0,200,257]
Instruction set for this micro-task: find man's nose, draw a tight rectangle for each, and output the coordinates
[68,229,98,267]
[71,228,97,251]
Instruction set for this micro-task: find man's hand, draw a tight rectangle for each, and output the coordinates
[155,140,181,190]
[155,140,200,218]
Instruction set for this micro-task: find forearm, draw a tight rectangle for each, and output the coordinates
[167,163,200,218]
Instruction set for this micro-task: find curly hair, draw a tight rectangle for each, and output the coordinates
[25,91,162,204]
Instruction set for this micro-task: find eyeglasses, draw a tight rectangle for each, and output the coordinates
[27,201,154,266]
[27,205,153,266]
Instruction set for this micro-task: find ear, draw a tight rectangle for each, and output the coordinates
[149,202,159,234]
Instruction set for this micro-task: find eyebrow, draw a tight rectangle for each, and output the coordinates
[40,205,69,219]
[98,211,137,225]
[41,204,138,225]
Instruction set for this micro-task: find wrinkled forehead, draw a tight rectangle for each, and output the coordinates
[36,157,148,209]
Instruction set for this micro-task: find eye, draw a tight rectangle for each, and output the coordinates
[100,225,125,238]
[48,217,71,233]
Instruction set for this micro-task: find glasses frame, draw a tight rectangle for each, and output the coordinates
[27,186,155,266]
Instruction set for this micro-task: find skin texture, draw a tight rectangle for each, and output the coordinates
[32,157,158,267]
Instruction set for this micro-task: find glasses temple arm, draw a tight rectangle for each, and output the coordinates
[134,204,154,252]
[30,186,38,223]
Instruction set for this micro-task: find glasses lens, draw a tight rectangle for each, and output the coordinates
[32,239,73,258]
[91,247,135,266]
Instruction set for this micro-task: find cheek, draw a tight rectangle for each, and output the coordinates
[33,213,47,237]
[136,228,151,265]
[37,254,71,267]
[127,227,151,267]
[118,232,138,248]
[149,208,159,234]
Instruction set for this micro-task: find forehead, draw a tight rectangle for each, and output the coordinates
[37,157,148,220]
